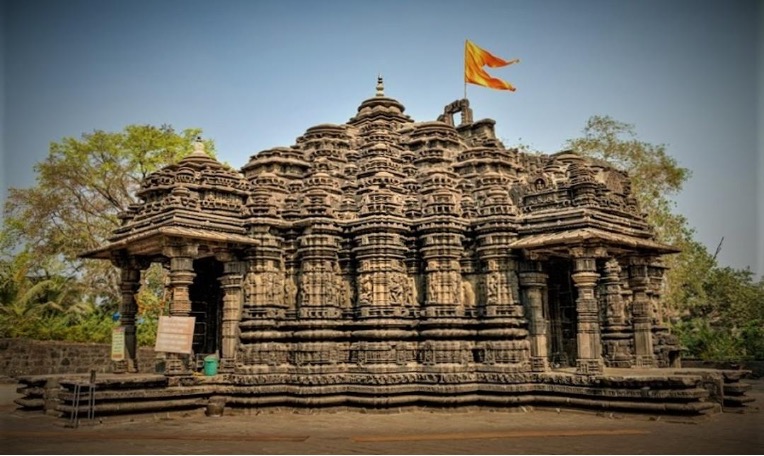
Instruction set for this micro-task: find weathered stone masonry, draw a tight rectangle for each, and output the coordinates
[82,78,684,404]
[0,338,156,377]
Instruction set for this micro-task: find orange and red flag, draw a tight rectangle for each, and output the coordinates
[464,40,519,91]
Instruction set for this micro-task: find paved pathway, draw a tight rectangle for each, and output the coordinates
[2,380,762,454]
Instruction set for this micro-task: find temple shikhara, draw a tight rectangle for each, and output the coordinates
[59,79,752,416]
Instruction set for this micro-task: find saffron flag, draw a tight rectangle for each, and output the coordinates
[464,40,519,91]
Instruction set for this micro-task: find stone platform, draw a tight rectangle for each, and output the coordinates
[13,367,755,425]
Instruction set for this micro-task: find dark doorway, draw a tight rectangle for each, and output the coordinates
[546,259,578,367]
[189,257,223,356]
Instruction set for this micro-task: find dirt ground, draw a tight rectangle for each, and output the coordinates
[1,379,762,454]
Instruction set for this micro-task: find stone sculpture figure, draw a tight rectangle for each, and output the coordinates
[359,274,372,305]
[462,279,475,306]
[389,273,404,304]
[403,276,415,305]
[264,273,276,302]
[451,271,463,305]
[486,273,499,304]
[428,276,439,303]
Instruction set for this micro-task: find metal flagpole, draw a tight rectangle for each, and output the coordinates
[464,40,468,100]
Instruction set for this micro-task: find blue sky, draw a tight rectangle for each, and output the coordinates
[2,0,762,275]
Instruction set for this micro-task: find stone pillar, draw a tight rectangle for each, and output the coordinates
[115,263,141,373]
[647,261,668,326]
[600,258,632,367]
[570,250,604,375]
[110,254,147,374]
[647,260,680,367]
[120,266,141,373]
[217,252,244,372]
[164,244,197,375]
[519,262,549,372]
[629,259,655,368]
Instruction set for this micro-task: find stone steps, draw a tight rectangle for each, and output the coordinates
[13,368,756,423]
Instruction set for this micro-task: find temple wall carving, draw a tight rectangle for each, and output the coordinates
[90,81,681,381]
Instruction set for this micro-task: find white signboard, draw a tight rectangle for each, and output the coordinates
[154,316,196,354]
[111,326,125,361]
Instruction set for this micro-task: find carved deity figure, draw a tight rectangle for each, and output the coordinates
[324,272,339,305]
[486,273,499,304]
[273,273,284,304]
[428,275,439,302]
[405,277,419,304]
[245,272,257,304]
[359,274,372,305]
[403,276,415,305]
[462,279,475,307]
[264,273,276,302]
[389,273,404,305]
[299,275,311,306]
[451,271,463,305]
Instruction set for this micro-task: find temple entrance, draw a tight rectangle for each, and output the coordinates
[546,259,578,368]
[189,257,223,357]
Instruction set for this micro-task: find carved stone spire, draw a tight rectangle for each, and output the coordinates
[191,136,207,157]
[376,74,384,97]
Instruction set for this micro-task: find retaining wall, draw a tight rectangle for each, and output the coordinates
[682,359,764,379]
[0,338,156,377]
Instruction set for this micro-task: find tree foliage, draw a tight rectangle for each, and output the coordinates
[2,125,214,308]
[569,115,764,360]
[567,115,690,244]
[674,266,764,361]
[567,116,695,317]
[0,124,212,344]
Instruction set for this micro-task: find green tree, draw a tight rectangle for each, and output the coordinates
[567,115,689,243]
[0,252,85,338]
[1,124,214,345]
[2,125,214,309]
[567,115,699,319]
[674,266,764,361]
[568,115,764,360]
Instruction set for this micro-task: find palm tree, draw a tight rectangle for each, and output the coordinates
[0,253,81,338]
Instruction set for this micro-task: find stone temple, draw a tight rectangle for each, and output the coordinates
[67,78,751,416]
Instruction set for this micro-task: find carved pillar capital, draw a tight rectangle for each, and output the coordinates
[165,246,196,318]
[569,246,608,260]
[162,242,199,260]
[518,260,546,285]
[110,251,151,271]
[213,248,236,263]
[518,271,548,288]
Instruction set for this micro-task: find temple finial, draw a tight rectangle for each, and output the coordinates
[375,74,384,97]
[193,135,206,155]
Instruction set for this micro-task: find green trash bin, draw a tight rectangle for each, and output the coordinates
[203,355,219,376]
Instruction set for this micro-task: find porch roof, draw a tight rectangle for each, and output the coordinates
[80,225,257,260]
[508,227,680,255]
